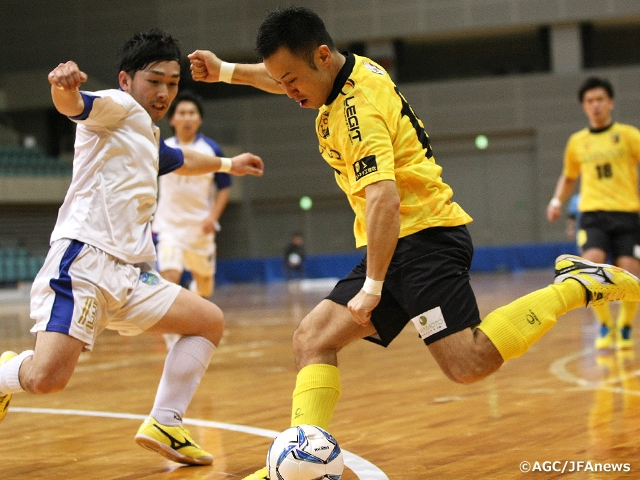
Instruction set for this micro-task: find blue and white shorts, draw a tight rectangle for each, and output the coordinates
[30,239,181,351]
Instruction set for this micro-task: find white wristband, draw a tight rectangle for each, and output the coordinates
[362,276,383,296]
[219,157,232,172]
[549,197,561,208]
[219,62,235,83]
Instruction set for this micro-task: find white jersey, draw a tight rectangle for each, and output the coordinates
[153,134,229,255]
[50,89,183,264]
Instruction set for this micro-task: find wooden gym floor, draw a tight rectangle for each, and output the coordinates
[0,270,639,479]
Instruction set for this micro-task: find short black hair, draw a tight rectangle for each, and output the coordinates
[118,28,181,77]
[256,6,335,68]
[578,76,614,102]
[168,90,204,120]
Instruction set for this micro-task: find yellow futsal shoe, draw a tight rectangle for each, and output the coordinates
[135,417,213,465]
[243,467,270,480]
[617,326,634,350]
[0,351,17,422]
[554,255,640,307]
[595,324,615,350]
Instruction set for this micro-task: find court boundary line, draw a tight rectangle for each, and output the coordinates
[11,407,389,480]
[549,347,640,396]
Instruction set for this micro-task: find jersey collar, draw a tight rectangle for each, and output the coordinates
[324,51,355,106]
[589,121,614,134]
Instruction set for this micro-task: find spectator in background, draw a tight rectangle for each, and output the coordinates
[284,232,306,280]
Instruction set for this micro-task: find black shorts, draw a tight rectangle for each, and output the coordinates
[578,211,640,259]
[326,226,481,347]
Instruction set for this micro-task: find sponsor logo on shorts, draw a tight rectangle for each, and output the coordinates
[77,298,97,331]
[140,272,160,286]
[411,306,447,339]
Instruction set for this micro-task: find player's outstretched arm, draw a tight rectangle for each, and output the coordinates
[177,149,264,177]
[188,50,284,95]
[546,174,576,222]
[48,61,87,117]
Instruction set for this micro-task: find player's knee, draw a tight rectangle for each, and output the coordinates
[442,365,481,384]
[439,358,500,384]
[292,319,322,359]
[204,306,225,345]
[292,323,310,356]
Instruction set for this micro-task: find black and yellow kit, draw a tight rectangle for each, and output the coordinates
[564,122,640,213]
[319,53,477,346]
[316,53,471,248]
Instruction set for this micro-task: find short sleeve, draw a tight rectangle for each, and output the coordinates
[158,137,184,175]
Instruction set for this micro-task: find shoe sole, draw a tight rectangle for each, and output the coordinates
[555,254,640,305]
[135,434,213,466]
[555,254,634,278]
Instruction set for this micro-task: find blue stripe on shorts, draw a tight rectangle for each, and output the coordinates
[46,240,85,334]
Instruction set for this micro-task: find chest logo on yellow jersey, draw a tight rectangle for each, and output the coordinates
[344,96,362,143]
[353,155,377,180]
[318,112,329,139]
[611,133,620,144]
[318,111,330,139]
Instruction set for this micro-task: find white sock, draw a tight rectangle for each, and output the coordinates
[0,350,34,395]
[162,333,181,351]
[150,336,215,426]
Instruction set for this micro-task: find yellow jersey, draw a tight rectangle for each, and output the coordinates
[563,122,640,212]
[317,53,471,248]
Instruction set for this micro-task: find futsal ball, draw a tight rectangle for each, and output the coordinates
[267,424,344,480]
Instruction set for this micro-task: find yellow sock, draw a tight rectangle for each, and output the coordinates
[592,303,614,328]
[291,364,340,430]
[616,301,638,329]
[477,282,584,361]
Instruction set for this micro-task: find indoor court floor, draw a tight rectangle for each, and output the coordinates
[1,269,639,479]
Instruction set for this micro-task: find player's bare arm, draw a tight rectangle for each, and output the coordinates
[347,179,400,326]
[547,174,577,222]
[202,187,230,234]
[177,149,264,177]
[48,61,87,116]
[188,50,284,95]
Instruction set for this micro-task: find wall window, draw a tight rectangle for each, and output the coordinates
[395,28,550,83]
[582,21,640,69]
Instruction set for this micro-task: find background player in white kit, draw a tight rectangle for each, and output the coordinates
[153,90,232,350]
[0,29,263,466]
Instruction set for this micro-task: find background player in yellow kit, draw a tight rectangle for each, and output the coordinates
[547,77,640,350]
[190,8,640,479]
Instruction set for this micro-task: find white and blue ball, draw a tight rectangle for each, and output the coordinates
[267,424,344,480]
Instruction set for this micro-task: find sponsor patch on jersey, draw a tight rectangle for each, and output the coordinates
[364,61,385,75]
[353,155,378,181]
[411,306,447,340]
[341,78,356,96]
[140,271,160,286]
